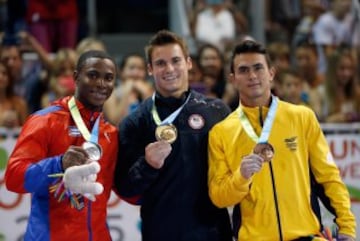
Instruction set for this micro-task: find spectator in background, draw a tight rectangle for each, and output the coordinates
[320,47,360,122]
[198,43,226,99]
[188,54,207,94]
[26,0,78,52]
[104,53,153,125]
[0,61,28,128]
[194,0,236,52]
[41,48,78,108]
[276,68,307,106]
[76,37,107,55]
[312,0,355,73]
[293,41,324,118]
[0,39,45,113]
[291,0,326,51]
[267,41,291,73]
[267,41,291,96]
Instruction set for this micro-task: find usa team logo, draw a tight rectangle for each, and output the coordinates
[188,114,205,130]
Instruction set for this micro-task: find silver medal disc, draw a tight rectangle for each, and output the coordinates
[82,141,102,161]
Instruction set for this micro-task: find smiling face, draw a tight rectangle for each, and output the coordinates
[229,53,275,107]
[121,55,147,81]
[74,57,116,111]
[148,44,192,98]
[280,73,303,104]
[336,55,355,86]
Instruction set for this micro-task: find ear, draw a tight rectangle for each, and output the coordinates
[228,73,235,85]
[73,70,79,83]
[269,66,276,84]
[147,63,153,76]
[186,56,192,70]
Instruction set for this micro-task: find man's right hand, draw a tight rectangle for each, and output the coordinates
[240,154,264,179]
[145,141,172,169]
[62,145,90,170]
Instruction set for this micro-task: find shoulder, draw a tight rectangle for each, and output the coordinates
[102,116,118,133]
[188,91,231,116]
[190,91,228,108]
[277,100,317,121]
[210,108,240,133]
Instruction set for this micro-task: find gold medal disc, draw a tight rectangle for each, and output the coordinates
[155,124,177,144]
[253,143,274,162]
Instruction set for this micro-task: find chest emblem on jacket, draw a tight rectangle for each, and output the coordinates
[68,126,81,137]
[284,136,297,151]
[188,114,205,130]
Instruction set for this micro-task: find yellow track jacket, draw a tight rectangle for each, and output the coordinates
[208,100,356,241]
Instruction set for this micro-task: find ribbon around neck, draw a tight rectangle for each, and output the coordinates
[68,96,101,143]
[151,92,191,126]
[238,96,278,143]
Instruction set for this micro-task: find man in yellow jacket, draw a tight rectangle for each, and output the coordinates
[207,40,356,241]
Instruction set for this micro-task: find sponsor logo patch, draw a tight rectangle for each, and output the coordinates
[284,136,297,151]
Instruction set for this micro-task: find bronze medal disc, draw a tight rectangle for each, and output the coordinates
[82,141,102,161]
[155,124,177,144]
[253,142,274,162]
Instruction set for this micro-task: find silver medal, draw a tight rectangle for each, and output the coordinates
[82,141,102,161]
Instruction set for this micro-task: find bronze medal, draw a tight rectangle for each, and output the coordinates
[253,142,274,162]
[82,141,102,161]
[155,124,177,144]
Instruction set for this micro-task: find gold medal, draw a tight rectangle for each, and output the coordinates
[155,124,177,144]
[253,143,274,162]
[82,141,102,161]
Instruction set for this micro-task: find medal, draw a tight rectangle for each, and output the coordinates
[82,141,102,161]
[253,142,274,162]
[155,124,177,144]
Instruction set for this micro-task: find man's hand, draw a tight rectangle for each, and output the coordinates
[337,234,355,241]
[63,162,104,201]
[62,145,90,170]
[240,154,264,179]
[145,141,172,169]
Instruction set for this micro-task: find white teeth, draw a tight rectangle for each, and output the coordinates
[164,76,177,81]
[93,92,106,98]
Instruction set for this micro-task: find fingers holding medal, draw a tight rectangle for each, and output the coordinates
[155,124,177,144]
[253,143,274,162]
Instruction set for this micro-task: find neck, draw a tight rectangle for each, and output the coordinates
[74,95,102,112]
[157,89,188,99]
[241,93,272,108]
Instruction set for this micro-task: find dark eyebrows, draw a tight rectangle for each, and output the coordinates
[237,62,264,71]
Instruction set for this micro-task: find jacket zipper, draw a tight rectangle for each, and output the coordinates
[260,105,283,241]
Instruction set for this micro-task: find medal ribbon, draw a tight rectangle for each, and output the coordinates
[151,92,191,125]
[238,96,278,143]
[68,96,101,144]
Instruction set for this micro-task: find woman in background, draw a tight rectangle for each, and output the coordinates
[0,61,28,127]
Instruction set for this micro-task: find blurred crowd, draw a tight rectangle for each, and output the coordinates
[0,0,359,129]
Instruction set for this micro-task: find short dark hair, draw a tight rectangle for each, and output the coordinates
[294,40,318,56]
[76,50,116,73]
[145,30,189,65]
[119,53,145,71]
[230,40,272,73]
